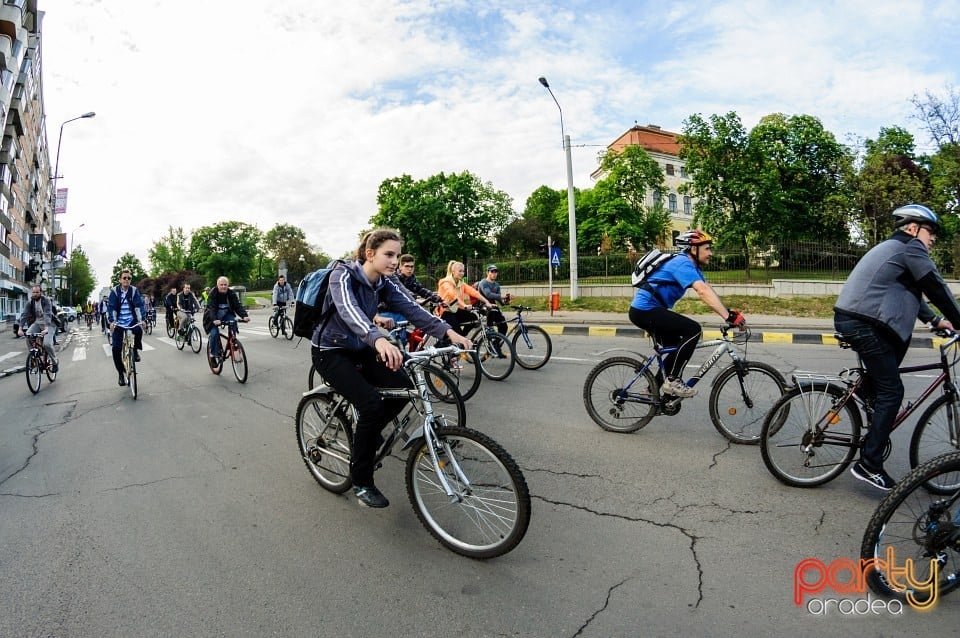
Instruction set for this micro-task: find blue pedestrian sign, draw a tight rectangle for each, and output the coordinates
[550,247,562,267]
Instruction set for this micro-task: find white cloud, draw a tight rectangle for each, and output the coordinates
[39,0,959,292]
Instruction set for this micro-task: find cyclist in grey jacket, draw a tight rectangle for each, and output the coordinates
[271,275,294,325]
[834,204,960,490]
[311,229,472,509]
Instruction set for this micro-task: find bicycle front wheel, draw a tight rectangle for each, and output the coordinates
[45,356,58,383]
[295,393,354,493]
[861,451,960,604]
[583,357,658,433]
[145,320,153,335]
[175,328,186,350]
[189,325,203,354]
[166,319,175,338]
[709,361,787,445]
[231,340,248,383]
[268,316,279,338]
[421,363,467,417]
[509,324,552,370]
[25,352,41,394]
[438,350,482,402]
[760,382,861,487]
[474,332,515,381]
[206,340,223,375]
[909,394,960,493]
[405,426,531,559]
[282,316,294,340]
[128,356,138,400]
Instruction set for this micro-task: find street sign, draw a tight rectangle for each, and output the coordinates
[55,188,68,215]
[550,247,561,267]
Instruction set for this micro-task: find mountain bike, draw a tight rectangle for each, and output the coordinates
[175,312,203,354]
[295,345,529,558]
[760,329,960,487]
[206,318,249,383]
[269,303,294,340]
[583,324,787,444]
[860,450,960,606]
[143,309,155,335]
[25,331,57,394]
[118,327,138,399]
[504,305,552,370]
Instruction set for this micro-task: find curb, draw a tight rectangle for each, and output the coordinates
[1,329,77,379]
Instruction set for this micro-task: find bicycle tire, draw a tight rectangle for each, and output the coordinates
[189,325,203,354]
[860,450,960,604]
[282,316,294,340]
[25,351,41,394]
[308,363,319,390]
[45,358,57,383]
[909,394,960,493]
[128,352,138,400]
[166,320,176,339]
[708,361,787,445]
[295,393,354,494]
[416,364,467,428]
[405,426,531,559]
[583,356,658,433]
[145,319,153,335]
[436,349,482,401]
[206,340,224,375]
[508,324,552,370]
[474,331,516,381]
[231,340,248,384]
[760,381,861,487]
[269,316,279,338]
[175,327,186,350]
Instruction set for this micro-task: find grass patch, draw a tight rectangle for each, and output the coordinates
[508,294,838,317]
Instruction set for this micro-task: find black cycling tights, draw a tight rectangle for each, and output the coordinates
[628,306,702,380]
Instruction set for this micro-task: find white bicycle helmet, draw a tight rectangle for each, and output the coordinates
[893,204,939,231]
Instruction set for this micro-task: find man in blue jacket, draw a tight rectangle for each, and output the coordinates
[107,269,146,386]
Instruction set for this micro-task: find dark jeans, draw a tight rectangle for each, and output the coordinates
[629,306,701,380]
[834,315,909,469]
[111,324,143,374]
[314,347,412,487]
[484,306,508,335]
[440,308,478,340]
[209,313,235,357]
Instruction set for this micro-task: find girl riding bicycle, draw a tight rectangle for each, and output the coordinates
[312,229,472,508]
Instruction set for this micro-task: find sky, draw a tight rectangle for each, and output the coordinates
[39,0,960,292]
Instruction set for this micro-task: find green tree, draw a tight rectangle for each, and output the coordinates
[111,252,148,286]
[372,171,515,266]
[188,221,263,285]
[148,226,189,276]
[496,186,566,254]
[66,246,95,306]
[263,223,330,281]
[911,85,960,147]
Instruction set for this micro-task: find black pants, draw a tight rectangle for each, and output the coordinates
[484,306,508,334]
[440,308,479,339]
[314,347,412,487]
[628,306,701,380]
[111,324,143,374]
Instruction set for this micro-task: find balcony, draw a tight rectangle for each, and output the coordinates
[0,1,26,28]
[0,33,10,73]
[0,133,17,164]
[8,79,19,112]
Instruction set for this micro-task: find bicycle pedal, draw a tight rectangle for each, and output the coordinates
[375,462,383,470]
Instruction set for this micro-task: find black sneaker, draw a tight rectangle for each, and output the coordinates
[850,461,895,491]
[353,485,389,508]
[134,352,141,362]
[118,373,127,387]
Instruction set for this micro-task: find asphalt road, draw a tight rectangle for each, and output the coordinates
[1,313,956,637]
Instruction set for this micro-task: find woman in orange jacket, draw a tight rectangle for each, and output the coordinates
[436,260,493,338]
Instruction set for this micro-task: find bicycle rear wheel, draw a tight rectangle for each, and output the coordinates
[282,316,294,340]
[583,357,658,433]
[474,331,515,381]
[145,319,153,335]
[175,328,186,350]
[268,316,279,338]
[405,426,530,559]
[760,382,861,487]
[25,352,41,394]
[296,393,354,493]
[189,325,203,354]
[708,361,787,445]
[166,319,176,339]
[437,350,481,401]
[861,451,960,604]
[909,394,960,493]
[231,340,248,383]
[509,324,552,370]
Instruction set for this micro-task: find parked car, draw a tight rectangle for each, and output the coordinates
[59,307,78,323]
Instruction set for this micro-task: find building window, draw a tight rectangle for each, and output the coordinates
[665,164,675,176]
[668,193,677,212]
[680,165,688,178]
[652,190,662,207]
[684,195,691,215]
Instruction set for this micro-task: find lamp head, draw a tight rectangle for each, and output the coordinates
[538,77,549,88]
[81,112,96,118]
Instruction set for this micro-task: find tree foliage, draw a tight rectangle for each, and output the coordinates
[148,226,189,276]
[188,221,263,286]
[263,223,330,281]
[66,246,96,306]
[911,85,960,148]
[496,186,566,254]
[111,252,149,287]
[372,171,515,265]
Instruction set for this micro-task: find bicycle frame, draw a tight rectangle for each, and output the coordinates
[26,334,49,367]
[216,321,240,358]
[306,346,472,502]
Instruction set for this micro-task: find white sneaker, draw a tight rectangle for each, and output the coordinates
[661,377,697,398]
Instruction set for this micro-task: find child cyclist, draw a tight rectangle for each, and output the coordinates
[312,229,473,508]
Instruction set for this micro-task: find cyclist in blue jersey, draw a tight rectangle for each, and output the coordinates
[629,229,745,398]
[107,269,146,386]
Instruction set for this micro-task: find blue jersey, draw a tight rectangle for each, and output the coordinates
[630,253,705,310]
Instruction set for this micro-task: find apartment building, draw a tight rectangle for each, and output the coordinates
[0,0,49,321]
[591,124,695,245]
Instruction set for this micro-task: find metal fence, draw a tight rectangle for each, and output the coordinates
[415,239,960,287]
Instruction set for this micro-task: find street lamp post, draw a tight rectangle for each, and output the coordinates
[538,77,579,300]
[68,223,85,306]
[49,111,96,297]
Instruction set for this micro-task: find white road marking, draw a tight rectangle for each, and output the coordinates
[0,351,20,362]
